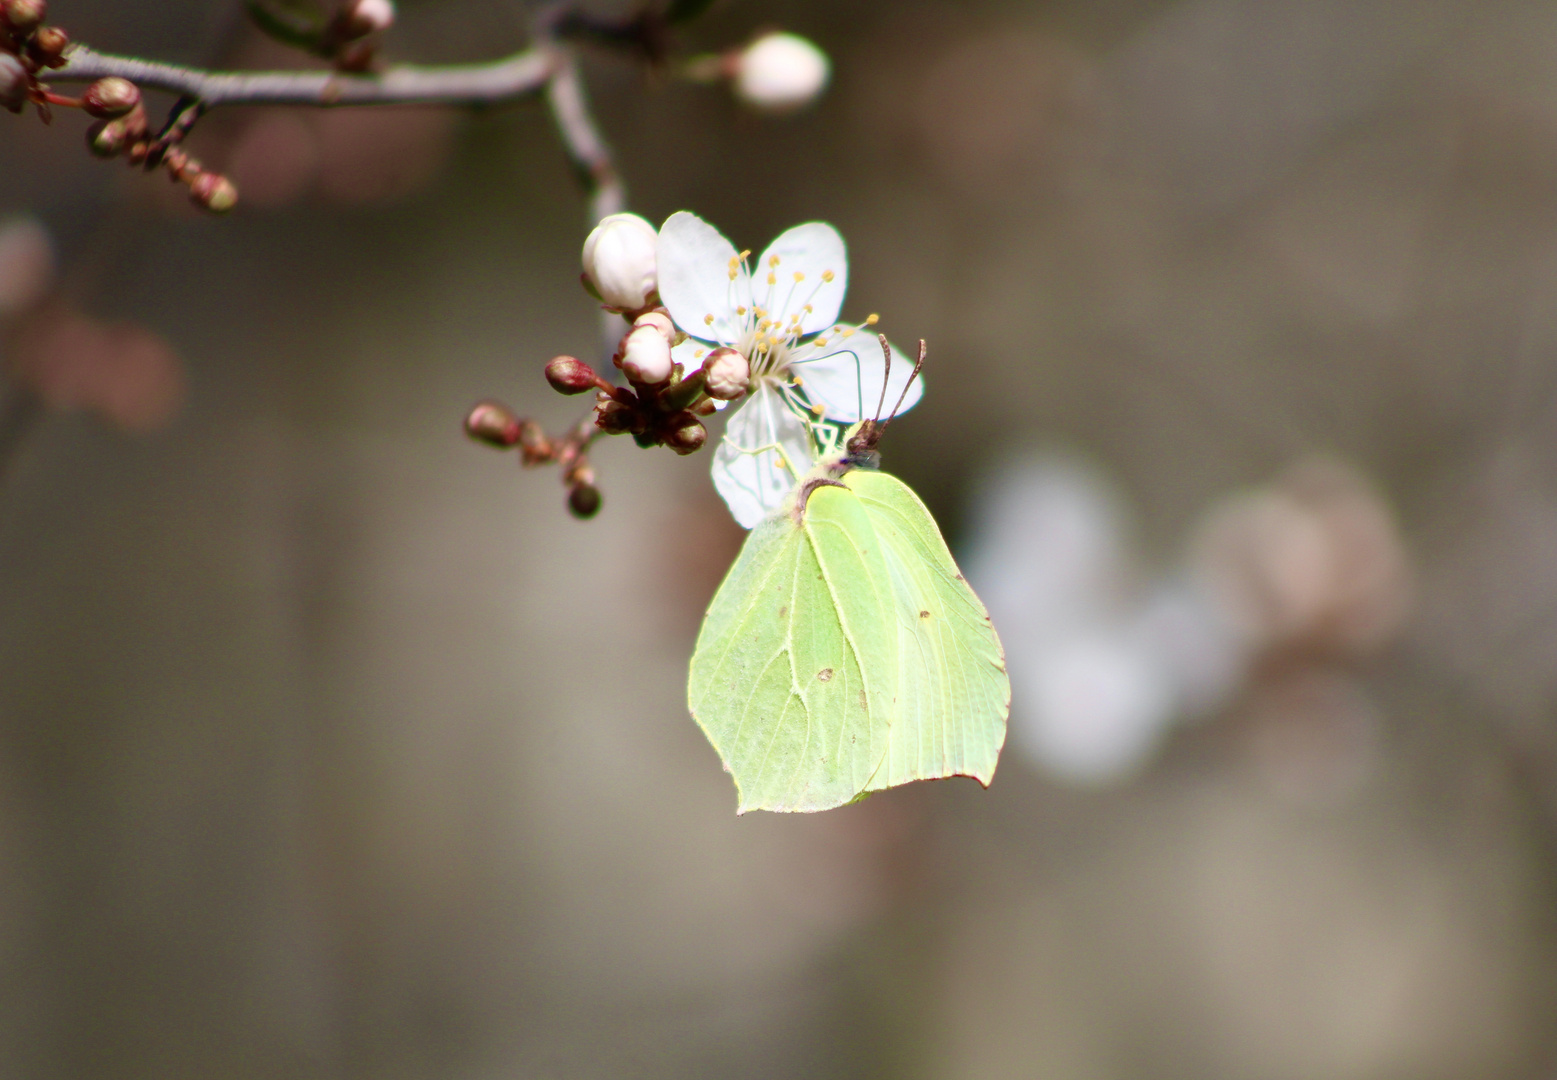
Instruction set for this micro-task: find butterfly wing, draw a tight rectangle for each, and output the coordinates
[688,497,894,813]
[842,470,1010,792]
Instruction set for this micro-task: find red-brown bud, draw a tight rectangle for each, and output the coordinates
[31,24,66,65]
[517,420,552,464]
[545,355,598,395]
[464,400,523,448]
[568,482,602,519]
[82,77,140,119]
[594,398,636,435]
[665,417,708,456]
[188,172,238,214]
[86,118,127,158]
[2,0,46,34]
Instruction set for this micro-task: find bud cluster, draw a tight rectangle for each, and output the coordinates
[0,0,68,115]
[464,398,603,519]
[0,4,238,213]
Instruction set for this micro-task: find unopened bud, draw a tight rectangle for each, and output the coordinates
[734,33,830,113]
[337,0,395,38]
[189,172,238,214]
[666,417,708,456]
[0,53,27,114]
[86,119,127,158]
[82,77,139,119]
[568,481,602,519]
[32,24,66,65]
[702,346,751,400]
[545,354,598,395]
[518,419,552,464]
[632,309,676,346]
[619,323,673,385]
[464,400,523,448]
[581,212,658,311]
[2,0,46,34]
[595,398,636,435]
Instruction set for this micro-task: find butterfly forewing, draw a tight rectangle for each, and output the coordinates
[689,497,893,813]
[844,471,1009,792]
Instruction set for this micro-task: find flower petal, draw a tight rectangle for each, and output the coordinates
[755,222,846,335]
[657,211,752,343]
[789,334,924,423]
[711,382,815,528]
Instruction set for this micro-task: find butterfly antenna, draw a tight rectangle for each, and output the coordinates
[873,334,893,423]
[880,339,927,429]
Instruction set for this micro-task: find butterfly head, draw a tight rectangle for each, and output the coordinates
[827,335,925,476]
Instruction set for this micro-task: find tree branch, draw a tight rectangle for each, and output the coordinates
[46,43,558,108]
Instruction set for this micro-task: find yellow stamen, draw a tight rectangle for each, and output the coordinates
[821,270,835,283]
[865,313,879,326]
[792,376,805,387]
[804,304,813,313]
[767,272,777,285]
[704,314,714,326]
[736,306,747,315]
[842,329,854,337]
[811,402,825,416]
[793,272,805,283]
[769,255,780,268]
[694,349,705,358]
[738,249,751,261]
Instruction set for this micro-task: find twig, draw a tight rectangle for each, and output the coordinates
[46,43,558,108]
[544,52,624,224]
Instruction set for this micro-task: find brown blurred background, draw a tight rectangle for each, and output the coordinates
[3,0,1557,1076]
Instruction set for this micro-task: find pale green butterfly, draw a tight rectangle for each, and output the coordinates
[688,339,1011,813]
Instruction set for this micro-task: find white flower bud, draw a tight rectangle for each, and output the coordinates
[0,217,55,319]
[620,324,673,385]
[734,33,830,113]
[342,0,395,35]
[632,310,676,346]
[702,346,750,400]
[582,212,658,311]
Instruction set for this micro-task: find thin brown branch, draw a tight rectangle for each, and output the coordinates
[543,53,623,224]
[46,43,557,108]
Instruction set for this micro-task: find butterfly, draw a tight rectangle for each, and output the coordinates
[688,339,1011,813]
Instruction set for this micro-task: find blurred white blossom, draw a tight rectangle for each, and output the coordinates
[964,453,1405,787]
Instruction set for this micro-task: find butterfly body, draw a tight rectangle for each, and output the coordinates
[688,450,1010,813]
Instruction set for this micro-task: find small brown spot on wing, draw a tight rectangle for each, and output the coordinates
[778,605,787,619]
[817,668,834,682]
[919,610,930,619]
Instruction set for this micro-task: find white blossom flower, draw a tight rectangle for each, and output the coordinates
[656,211,923,527]
[581,212,658,311]
[734,33,831,113]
